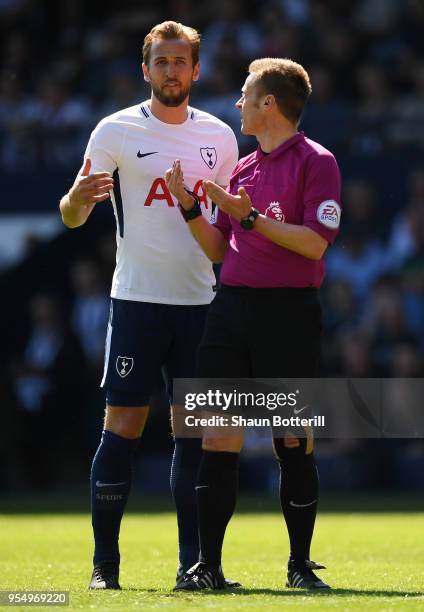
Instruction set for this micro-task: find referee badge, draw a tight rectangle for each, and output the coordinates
[116,356,134,378]
[265,201,285,222]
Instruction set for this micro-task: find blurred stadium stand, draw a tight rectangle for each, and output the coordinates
[1,0,424,494]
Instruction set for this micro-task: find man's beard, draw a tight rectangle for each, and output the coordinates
[151,80,192,107]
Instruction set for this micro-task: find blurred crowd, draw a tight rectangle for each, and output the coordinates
[1,0,424,492]
[323,167,424,378]
[1,0,424,167]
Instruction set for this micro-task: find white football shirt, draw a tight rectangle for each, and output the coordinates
[84,101,238,305]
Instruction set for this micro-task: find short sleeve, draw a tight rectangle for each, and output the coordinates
[213,207,232,241]
[302,152,342,245]
[215,128,239,187]
[212,157,245,240]
[84,119,124,175]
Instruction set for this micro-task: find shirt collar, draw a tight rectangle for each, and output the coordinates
[256,131,305,159]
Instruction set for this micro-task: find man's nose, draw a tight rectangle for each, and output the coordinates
[166,62,177,77]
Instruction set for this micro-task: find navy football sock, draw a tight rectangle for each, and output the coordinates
[170,437,202,572]
[196,450,239,568]
[91,430,139,565]
[278,451,319,562]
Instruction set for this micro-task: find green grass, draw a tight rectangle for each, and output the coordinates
[1,500,423,611]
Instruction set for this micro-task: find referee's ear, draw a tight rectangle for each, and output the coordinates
[262,94,275,110]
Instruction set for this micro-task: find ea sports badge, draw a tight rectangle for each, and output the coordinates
[317,200,341,229]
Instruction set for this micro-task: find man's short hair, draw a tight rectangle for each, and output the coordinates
[143,21,201,67]
[248,58,312,124]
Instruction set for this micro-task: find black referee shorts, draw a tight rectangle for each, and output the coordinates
[197,284,322,378]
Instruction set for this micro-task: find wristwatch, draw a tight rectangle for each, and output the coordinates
[240,208,259,230]
[178,188,202,222]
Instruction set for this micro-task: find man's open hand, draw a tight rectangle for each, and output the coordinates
[69,158,114,210]
[164,160,194,210]
[203,181,252,221]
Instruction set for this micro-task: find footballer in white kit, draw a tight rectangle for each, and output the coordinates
[59,21,239,592]
[85,102,237,307]
[85,101,238,398]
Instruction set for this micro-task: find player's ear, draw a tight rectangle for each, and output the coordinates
[192,62,200,82]
[142,62,150,82]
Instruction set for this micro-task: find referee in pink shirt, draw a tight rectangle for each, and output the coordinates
[165,58,341,591]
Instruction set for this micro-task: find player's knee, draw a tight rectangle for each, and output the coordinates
[104,421,141,439]
[273,431,314,462]
[104,406,149,439]
[202,435,243,453]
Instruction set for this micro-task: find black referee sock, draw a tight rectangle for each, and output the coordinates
[170,437,202,572]
[196,450,239,568]
[278,450,319,562]
[91,430,139,565]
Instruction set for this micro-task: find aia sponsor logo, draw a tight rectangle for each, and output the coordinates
[265,201,285,222]
[143,178,208,207]
[317,200,341,229]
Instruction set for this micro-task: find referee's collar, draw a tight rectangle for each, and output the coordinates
[257,131,304,159]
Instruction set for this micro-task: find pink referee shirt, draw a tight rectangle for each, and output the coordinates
[214,132,342,288]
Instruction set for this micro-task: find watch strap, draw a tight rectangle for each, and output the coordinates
[240,207,259,229]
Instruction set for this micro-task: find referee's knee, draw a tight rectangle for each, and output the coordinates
[273,429,314,462]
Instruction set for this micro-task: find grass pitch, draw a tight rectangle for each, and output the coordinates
[1,495,423,611]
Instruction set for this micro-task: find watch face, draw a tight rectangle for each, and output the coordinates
[240,209,257,230]
[240,216,254,230]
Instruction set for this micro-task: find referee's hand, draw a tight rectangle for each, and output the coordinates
[203,181,252,221]
[69,158,114,209]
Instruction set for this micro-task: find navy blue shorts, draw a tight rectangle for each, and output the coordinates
[101,298,209,407]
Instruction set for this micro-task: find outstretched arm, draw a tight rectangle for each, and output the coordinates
[203,181,328,261]
[59,158,114,228]
[165,160,229,264]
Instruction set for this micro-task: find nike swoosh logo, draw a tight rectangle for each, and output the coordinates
[137,151,158,158]
[238,175,252,183]
[96,480,127,488]
[289,499,317,508]
[194,485,209,490]
[293,404,309,415]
